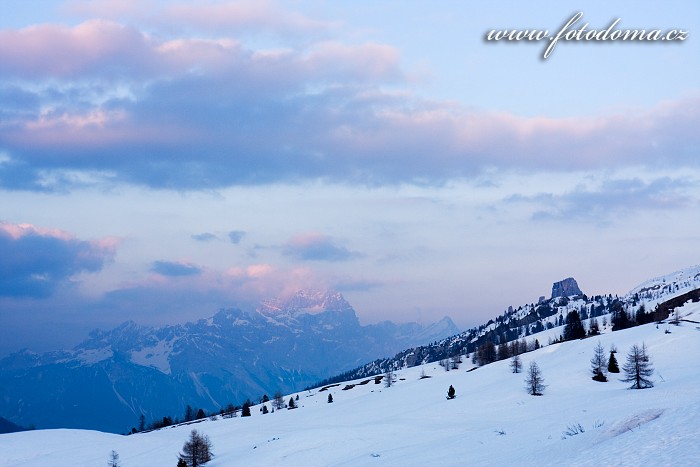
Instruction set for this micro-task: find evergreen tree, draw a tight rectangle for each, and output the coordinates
[195,408,206,420]
[622,343,654,389]
[563,310,586,340]
[510,354,522,374]
[608,351,620,373]
[223,403,238,418]
[241,400,252,417]
[525,361,546,396]
[588,317,600,336]
[635,304,649,325]
[590,342,608,382]
[179,429,213,467]
[288,397,296,409]
[261,405,269,414]
[273,391,285,410]
[497,342,510,361]
[440,358,450,371]
[108,450,120,467]
[184,405,195,422]
[177,458,188,467]
[519,338,528,355]
[611,301,631,331]
[327,394,333,403]
[476,340,497,366]
[384,369,394,387]
[508,340,519,357]
[447,385,456,400]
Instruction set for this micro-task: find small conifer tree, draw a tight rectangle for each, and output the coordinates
[510,354,522,374]
[288,397,296,409]
[608,351,620,373]
[273,391,285,410]
[591,342,608,382]
[179,429,213,467]
[384,369,394,387]
[621,342,654,389]
[525,361,546,396]
[328,394,333,403]
[241,400,252,417]
[108,450,120,467]
[447,385,456,400]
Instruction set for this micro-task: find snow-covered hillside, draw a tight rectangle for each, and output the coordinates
[2,301,699,466]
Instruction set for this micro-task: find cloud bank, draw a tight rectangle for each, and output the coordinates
[0,221,116,298]
[0,7,696,192]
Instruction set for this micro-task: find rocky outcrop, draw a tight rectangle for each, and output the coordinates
[551,277,582,299]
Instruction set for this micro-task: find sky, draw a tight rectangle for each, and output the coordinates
[1,0,699,356]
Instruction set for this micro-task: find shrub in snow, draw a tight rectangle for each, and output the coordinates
[563,423,585,438]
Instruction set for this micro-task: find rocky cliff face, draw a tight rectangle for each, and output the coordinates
[551,277,583,298]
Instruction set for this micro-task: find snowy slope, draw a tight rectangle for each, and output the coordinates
[2,302,699,466]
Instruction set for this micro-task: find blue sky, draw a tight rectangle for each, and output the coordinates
[0,0,698,355]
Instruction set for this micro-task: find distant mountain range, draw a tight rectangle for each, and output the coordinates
[0,290,459,433]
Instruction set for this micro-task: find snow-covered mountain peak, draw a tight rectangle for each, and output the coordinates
[257,289,353,319]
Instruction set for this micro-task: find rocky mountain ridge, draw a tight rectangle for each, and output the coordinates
[0,290,459,433]
[317,267,700,385]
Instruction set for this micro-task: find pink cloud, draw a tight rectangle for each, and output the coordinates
[0,221,73,241]
[325,95,700,176]
[0,20,154,79]
[0,18,397,86]
[111,260,324,315]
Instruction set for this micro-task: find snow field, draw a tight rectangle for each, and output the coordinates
[1,304,699,466]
